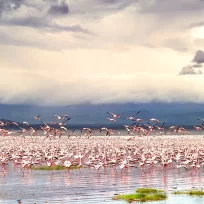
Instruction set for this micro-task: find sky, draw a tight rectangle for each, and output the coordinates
[1,0,204,107]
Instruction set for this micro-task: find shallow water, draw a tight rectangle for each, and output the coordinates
[1,163,204,204]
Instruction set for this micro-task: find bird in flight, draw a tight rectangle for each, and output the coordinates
[107,112,123,118]
[106,118,116,122]
[32,115,41,120]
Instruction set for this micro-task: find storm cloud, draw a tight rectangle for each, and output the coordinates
[192,50,204,64]
[0,0,93,35]
[0,0,23,15]
[48,1,69,16]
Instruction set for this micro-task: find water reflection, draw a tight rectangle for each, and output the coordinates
[1,164,204,203]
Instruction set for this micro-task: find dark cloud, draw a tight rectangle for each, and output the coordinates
[48,1,69,16]
[98,0,135,9]
[179,65,202,75]
[1,17,94,35]
[192,50,204,64]
[0,0,94,35]
[0,0,23,15]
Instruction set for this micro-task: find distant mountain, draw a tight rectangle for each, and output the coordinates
[0,102,203,125]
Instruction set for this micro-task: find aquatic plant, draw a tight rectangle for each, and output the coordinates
[136,188,164,194]
[172,189,204,196]
[113,188,167,203]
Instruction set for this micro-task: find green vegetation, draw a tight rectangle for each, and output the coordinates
[172,189,204,196]
[31,165,80,170]
[113,193,167,203]
[113,188,167,203]
[136,188,164,194]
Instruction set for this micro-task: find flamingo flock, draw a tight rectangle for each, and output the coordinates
[0,111,203,138]
[0,111,203,176]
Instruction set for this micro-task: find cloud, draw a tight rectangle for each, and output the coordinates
[0,45,203,106]
[179,65,202,75]
[0,68,204,105]
[97,0,136,10]
[48,0,69,16]
[189,21,204,28]
[1,0,204,106]
[0,0,201,51]
[192,50,204,63]
[161,38,189,52]
[0,0,93,35]
[1,17,93,35]
[178,49,204,75]
[69,0,136,15]
[139,0,204,14]
[0,0,23,15]
[192,63,203,68]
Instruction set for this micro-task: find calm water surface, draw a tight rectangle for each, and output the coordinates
[1,163,204,204]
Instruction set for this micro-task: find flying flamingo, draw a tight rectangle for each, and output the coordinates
[53,115,69,120]
[32,115,41,120]
[57,117,71,126]
[106,118,116,122]
[124,111,140,121]
[149,118,159,123]
[107,112,123,118]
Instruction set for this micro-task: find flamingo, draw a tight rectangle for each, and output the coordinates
[32,115,41,120]
[0,121,7,126]
[63,160,72,172]
[56,117,71,126]
[107,112,123,118]
[53,115,69,120]
[106,118,116,122]
[21,122,30,126]
[10,121,19,127]
[124,111,140,121]
[94,162,104,174]
[194,126,202,131]
[173,164,189,172]
[149,118,159,123]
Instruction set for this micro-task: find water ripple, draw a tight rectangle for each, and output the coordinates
[0,166,204,203]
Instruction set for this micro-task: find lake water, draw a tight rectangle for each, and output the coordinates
[1,162,204,204]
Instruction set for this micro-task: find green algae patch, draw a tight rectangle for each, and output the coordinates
[113,188,167,203]
[31,165,79,170]
[136,188,164,194]
[172,190,204,196]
